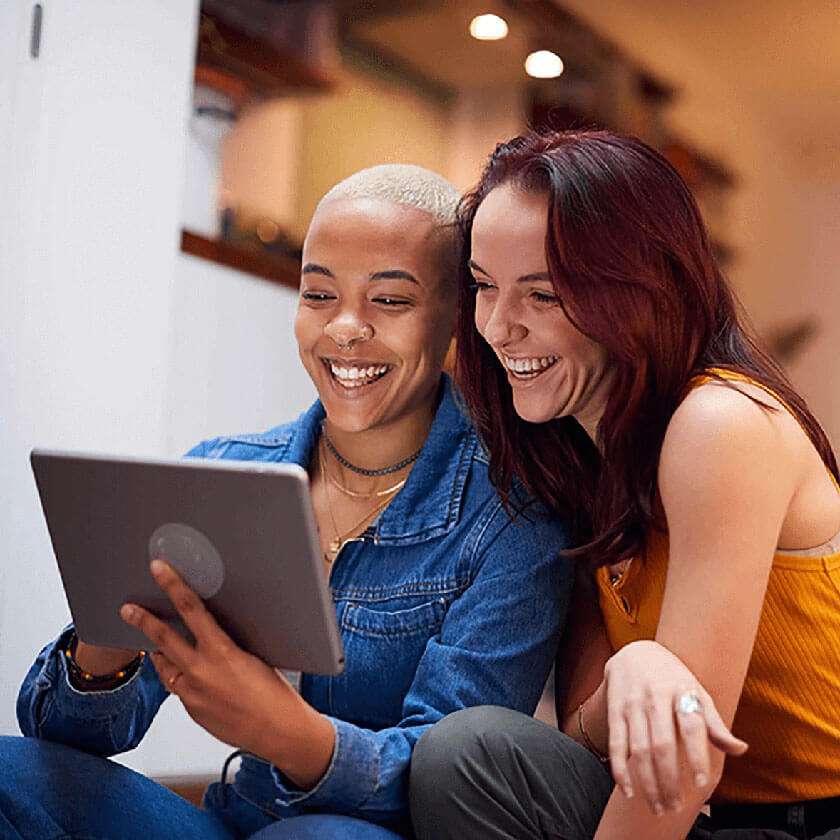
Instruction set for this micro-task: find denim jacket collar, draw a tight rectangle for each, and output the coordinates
[281,376,478,546]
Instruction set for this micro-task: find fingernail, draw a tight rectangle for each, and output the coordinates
[652,802,664,816]
[150,559,166,576]
[694,772,708,787]
[622,785,634,799]
[120,604,135,621]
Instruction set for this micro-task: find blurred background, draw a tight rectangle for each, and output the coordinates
[2,0,838,784]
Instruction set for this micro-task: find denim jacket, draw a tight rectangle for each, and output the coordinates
[17,377,572,832]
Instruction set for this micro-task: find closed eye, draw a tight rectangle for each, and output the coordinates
[372,296,412,307]
[532,290,560,305]
[301,291,336,303]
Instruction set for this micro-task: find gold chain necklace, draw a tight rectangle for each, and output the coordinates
[327,470,406,499]
[319,438,401,562]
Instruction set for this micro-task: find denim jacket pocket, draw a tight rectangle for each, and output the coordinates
[341,598,448,638]
[330,597,450,727]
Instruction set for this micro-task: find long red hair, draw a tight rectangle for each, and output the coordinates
[455,130,837,567]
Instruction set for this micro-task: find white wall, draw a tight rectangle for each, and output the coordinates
[164,254,316,457]
[1,0,195,769]
[1,0,315,778]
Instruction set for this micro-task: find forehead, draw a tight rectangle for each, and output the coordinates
[472,184,549,252]
[303,197,441,277]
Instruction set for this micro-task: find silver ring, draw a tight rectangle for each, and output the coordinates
[676,690,702,715]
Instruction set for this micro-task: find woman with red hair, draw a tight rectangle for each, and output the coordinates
[410,130,840,839]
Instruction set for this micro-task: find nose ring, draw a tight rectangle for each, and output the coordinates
[335,324,373,351]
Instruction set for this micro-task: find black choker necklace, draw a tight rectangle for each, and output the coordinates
[321,425,423,477]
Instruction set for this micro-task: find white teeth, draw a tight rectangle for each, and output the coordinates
[503,355,558,377]
[327,361,391,387]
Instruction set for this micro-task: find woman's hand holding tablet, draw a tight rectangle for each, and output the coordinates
[121,558,337,790]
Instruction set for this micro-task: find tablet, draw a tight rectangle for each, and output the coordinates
[30,449,345,675]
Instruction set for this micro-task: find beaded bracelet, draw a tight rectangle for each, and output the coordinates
[577,700,611,763]
[64,633,146,689]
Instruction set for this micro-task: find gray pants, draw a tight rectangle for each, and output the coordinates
[409,706,614,840]
[409,706,840,840]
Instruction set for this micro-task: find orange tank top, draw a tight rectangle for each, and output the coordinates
[596,370,840,804]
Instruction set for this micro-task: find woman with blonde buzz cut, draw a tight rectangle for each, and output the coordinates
[1,164,573,839]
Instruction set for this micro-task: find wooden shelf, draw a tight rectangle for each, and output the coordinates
[181,230,300,290]
[196,8,336,99]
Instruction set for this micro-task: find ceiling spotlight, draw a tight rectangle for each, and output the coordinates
[525,50,564,79]
[469,14,509,41]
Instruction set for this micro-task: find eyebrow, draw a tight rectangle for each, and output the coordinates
[370,269,418,284]
[301,264,419,285]
[301,263,333,277]
[468,260,551,284]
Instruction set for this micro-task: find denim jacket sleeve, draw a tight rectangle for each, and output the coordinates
[267,499,573,823]
[16,625,168,756]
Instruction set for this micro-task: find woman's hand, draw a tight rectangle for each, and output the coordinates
[603,639,748,814]
[120,559,335,788]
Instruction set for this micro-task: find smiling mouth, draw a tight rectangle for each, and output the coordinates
[322,358,394,390]
[502,354,559,380]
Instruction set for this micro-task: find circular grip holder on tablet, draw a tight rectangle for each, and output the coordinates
[148,523,225,599]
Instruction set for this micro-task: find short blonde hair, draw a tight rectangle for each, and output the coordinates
[318,163,460,228]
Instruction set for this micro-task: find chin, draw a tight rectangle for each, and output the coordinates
[321,402,379,434]
[511,397,557,425]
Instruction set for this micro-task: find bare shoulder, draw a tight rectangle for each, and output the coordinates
[666,379,803,459]
[660,379,805,495]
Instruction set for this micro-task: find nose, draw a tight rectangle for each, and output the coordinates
[479,299,526,349]
[324,306,374,350]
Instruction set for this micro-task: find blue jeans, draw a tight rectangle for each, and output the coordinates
[0,736,403,840]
